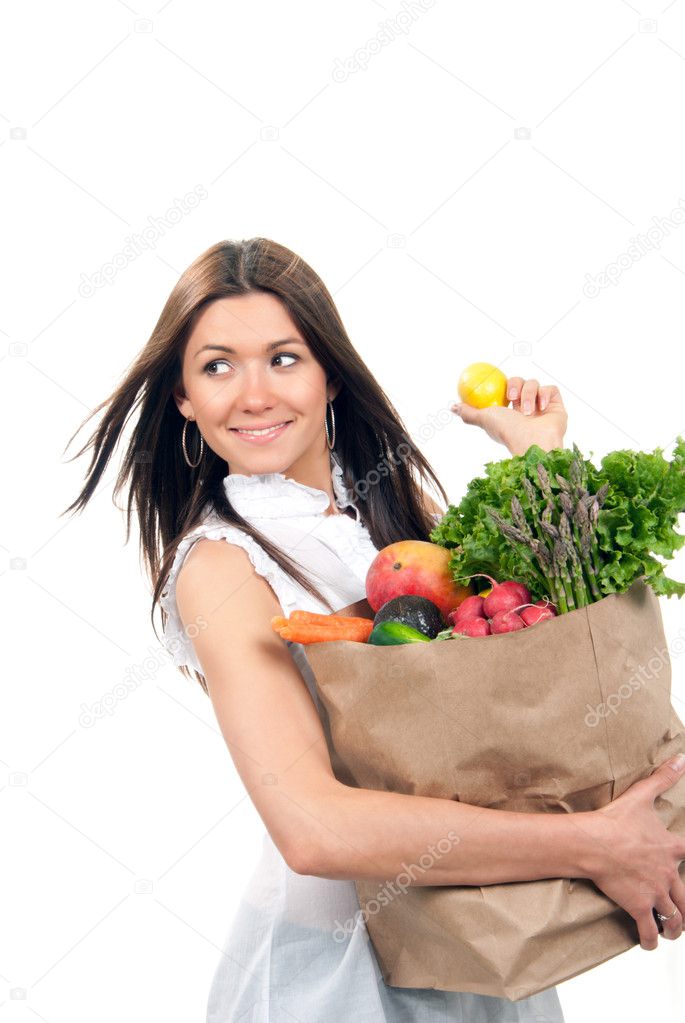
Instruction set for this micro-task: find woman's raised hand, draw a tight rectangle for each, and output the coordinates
[451,376,569,456]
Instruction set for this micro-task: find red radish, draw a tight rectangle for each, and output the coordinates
[484,581,531,618]
[497,598,557,627]
[489,609,526,633]
[447,595,486,624]
[455,573,531,618]
[518,599,557,627]
[520,606,554,626]
[452,616,491,637]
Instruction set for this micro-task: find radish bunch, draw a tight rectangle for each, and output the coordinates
[447,574,557,637]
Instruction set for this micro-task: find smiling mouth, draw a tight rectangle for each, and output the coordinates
[230,421,292,436]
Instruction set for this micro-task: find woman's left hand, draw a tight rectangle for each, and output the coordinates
[451,377,568,456]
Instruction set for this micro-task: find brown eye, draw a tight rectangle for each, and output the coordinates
[204,360,231,376]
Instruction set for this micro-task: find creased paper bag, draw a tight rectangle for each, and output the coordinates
[300,579,685,1001]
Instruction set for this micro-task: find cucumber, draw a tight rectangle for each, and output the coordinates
[368,621,432,646]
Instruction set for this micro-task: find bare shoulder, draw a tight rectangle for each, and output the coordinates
[175,535,282,628]
[178,535,267,591]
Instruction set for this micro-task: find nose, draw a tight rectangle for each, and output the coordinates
[234,360,277,411]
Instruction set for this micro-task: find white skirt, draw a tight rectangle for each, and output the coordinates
[205,831,565,1023]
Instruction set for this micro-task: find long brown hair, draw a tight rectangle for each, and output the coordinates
[61,238,449,695]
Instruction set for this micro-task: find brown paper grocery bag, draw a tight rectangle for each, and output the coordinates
[301,579,685,1001]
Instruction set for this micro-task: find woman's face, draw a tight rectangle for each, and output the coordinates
[174,291,339,477]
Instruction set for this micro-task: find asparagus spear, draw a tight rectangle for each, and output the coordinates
[595,482,610,508]
[510,494,559,597]
[484,507,550,591]
[571,494,603,600]
[538,473,582,611]
[558,488,597,601]
[521,475,539,509]
[536,463,554,503]
[557,490,575,524]
[521,476,560,593]
[568,456,582,497]
[510,494,533,539]
[560,511,589,607]
[531,472,575,608]
[571,444,590,491]
[588,498,605,584]
[558,463,609,601]
[514,477,559,582]
[534,510,573,611]
[552,537,575,612]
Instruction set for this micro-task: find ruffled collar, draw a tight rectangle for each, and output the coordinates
[222,451,361,521]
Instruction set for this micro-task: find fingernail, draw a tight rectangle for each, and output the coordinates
[523,401,532,415]
[672,753,685,770]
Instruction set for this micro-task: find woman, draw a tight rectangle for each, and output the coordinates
[63,238,685,1022]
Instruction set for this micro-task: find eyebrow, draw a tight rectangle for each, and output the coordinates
[194,338,305,358]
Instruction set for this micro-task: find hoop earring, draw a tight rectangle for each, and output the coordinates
[182,417,204,468]
[325,399,336,450]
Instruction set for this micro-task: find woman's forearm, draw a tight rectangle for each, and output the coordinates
[304,781,596,886]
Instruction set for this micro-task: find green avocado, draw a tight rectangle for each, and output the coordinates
[373,595,446,639]
[368,621,432,645]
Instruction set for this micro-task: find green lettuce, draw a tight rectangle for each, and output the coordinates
[429,437,685,603]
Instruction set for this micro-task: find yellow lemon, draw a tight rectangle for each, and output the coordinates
[458,362,508,409]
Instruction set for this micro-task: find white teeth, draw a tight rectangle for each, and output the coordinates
[235,422,287,436]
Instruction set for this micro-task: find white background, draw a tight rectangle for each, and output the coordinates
[3,0,685,1020]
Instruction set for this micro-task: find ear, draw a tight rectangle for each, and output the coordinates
[327,377,343,403]
[172,380,193,419]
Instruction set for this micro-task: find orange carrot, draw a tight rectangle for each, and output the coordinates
[290,610,373,629]
[277,620,373,644]
[270,615,289,630]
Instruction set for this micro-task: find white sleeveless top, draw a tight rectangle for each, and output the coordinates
[160,449,378,676]
[160,451,565,1023]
